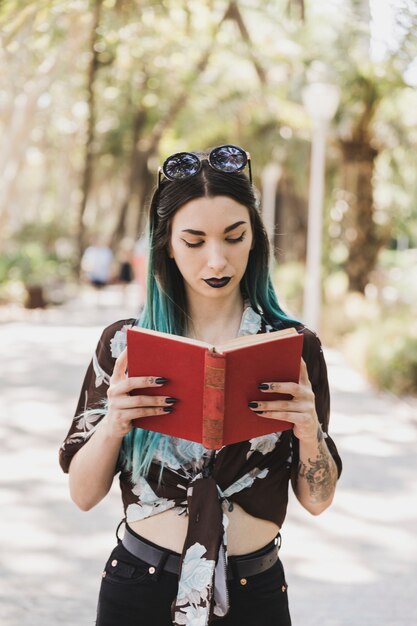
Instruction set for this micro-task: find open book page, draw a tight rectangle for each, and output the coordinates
[218,327,297,352]
[129,326,210,348]
[129,325,297,352]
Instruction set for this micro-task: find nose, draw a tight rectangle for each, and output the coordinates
[206,242,227,274]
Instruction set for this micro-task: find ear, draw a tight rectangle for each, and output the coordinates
[168,242,174,259]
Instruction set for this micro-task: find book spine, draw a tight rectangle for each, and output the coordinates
[202,350,226,449]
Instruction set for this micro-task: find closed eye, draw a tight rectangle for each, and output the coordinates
[182,232,246,248]
[226,233,246,244]
[183,240,204,248]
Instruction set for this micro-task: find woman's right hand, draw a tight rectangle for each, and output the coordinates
[105,347,174,438]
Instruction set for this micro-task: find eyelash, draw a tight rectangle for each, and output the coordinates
[184,233,246,248]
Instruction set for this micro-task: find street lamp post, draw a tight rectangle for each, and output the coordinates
[302,82,340,332]
[261,162,282,251]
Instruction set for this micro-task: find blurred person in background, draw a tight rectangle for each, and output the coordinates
[117,238,134,307]
[60,145,342,626]
[132,231,149,305]
[81,236,114,305]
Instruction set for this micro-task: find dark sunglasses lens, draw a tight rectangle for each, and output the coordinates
[210,145,247,173]
[163,153,200,180]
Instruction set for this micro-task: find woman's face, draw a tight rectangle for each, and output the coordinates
[169,195,253,303]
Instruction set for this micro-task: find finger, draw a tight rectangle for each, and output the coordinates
[258,381,299,396]
[259,410,316,433]
[111,406,174,422]
[131,406,174,419]
[113,394,175,409]
[111,347,128,381]
[257,411,295,422]
[299,359,311,386]
[256,411,313,426]
[120,376,168,394]
[249,399,302,412]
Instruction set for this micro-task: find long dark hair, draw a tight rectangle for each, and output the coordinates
[140,161,297,335]
[120,159,299,480]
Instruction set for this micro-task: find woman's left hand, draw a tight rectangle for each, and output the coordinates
[249,359,321,442]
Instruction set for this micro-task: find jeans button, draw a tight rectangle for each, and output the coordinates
[111,560,118,567]
[240,578,247,586]
[149,566,156,574]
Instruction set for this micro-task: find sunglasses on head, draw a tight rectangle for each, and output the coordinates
[158,144,252,188]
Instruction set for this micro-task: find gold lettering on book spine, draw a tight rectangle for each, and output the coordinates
[202,352,225,449]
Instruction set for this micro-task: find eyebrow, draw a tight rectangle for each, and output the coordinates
[181,221,247,236]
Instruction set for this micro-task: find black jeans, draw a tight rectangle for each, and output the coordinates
[96,539,292,626]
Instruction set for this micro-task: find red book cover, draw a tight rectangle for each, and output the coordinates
[127,327,304,449]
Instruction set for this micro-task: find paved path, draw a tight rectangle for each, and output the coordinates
[0,285,416,625]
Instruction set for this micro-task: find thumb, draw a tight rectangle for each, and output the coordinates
[299,358,311,386]
[111,347,128,381]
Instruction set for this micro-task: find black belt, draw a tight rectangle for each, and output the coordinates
[122,526,279,580]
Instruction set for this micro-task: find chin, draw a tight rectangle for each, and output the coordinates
[203,282,239,297]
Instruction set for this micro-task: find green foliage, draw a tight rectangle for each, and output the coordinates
[320,244,417,396]
[0,0,416,352]
[1,0,417,250]
[5,245,54,285]
[321,248,417,396]
[1,220,74,288]
[272,261,305,319]
[352,317,417,396]
[2,244,72,285]
[321,290,417,396]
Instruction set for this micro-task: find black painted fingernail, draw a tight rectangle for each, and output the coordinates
[258,383,269,390]
[165,397,177,404]
[156,377,169,384]
[163,406,174,412]
[248,401,259,408]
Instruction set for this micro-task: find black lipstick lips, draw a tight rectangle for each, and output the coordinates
[203,277,231,288]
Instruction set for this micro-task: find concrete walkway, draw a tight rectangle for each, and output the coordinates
[0,285,416,625]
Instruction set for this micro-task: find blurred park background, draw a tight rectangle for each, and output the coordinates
[1,2,417,625]
[1,0,417,396]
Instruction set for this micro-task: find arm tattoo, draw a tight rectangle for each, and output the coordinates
[298,440,336,503]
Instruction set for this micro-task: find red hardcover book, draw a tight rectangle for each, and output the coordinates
[127,326,304,449]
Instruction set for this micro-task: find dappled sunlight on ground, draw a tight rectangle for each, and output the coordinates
[284,347,417,624]
[0,297,416,625]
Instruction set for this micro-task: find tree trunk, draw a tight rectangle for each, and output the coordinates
[110,108,148,248]
[224,2,267,84]
[75,0,103,270]
[111,0,273,248]
[275,174,307,263]
[287,0,305,21]
[340,140,380,293]
[112,3,238,248]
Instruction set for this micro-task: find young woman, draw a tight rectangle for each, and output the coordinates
[60,145,342,626]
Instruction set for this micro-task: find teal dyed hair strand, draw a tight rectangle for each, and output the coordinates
[119,159,299,481]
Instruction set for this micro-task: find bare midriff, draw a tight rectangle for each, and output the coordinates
[129,502,280,556]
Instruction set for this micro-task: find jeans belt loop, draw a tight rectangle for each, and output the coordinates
[153,550,170,580]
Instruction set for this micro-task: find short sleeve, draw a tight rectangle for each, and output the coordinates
[291,328,342,485]
[58,318,134,473]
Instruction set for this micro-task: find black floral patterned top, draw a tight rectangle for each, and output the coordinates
[60,306,342,625]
